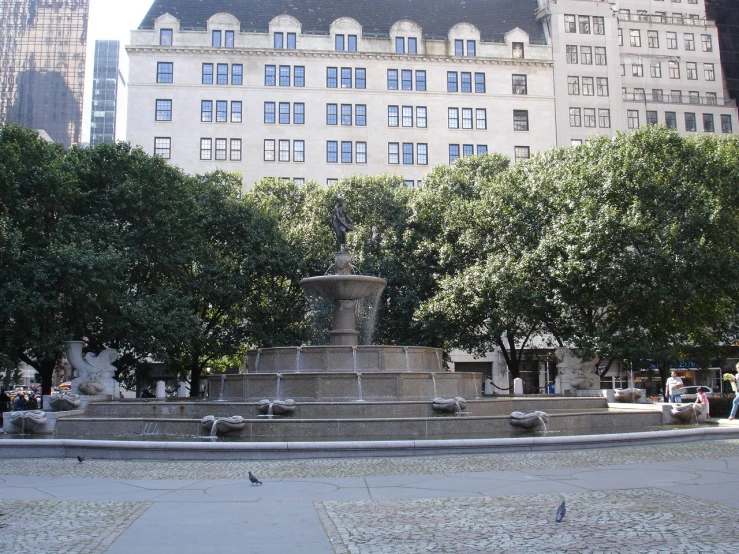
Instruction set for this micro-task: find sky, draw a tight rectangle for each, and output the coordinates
[82,0,155,143]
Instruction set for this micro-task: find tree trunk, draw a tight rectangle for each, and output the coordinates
[18,352,57,395]
[189,362,202,398]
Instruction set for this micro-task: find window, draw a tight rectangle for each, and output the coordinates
[279,102,290,124]
[155,99,172,121]
[512,74,527,95]
[388,105,399,127]
[703,113,715,132]
[327,141,338,163]
[264,102,276,124]
[287,32,296,49]
[475,72,485,93]
[477,145,487,155]
[342,67,352,89]
[462,108,473,129]
[582,77,594,96]
[417,143,428,165]
[327,67,338,88]
[689,91,700,104]
[684,33,695,51]
[212,30,221,47]
[671,90,682,103]
[702,34,713,52]
[512,42,524,59]
[396,37,405,53]
[638,10,649,21]
[598,109,611,128]
[335,35,345,51]
[341,141,352,163]
[388,69,398,90]
[646,110,658,126]
[578,15,590,34]
[232,64,243,85]
[293,140,304,162]
[667,32,678,49]
[583,108,596,127]
[721,114,732,133]
[593,16,605,35]
[216,101,227,122]
[630,30,641,47]
[669,61,680,79]
[463,144,474,157]
[341,104,353,126]
[154,137,171,158]
[230,139,241,161]
[704,64,715,81]
[416,107,427,128]
[280,65,290,86]
[416,70,427,91]
[448,108,459,129]
[467,40,476,57]
[633,63,644,77]
[388,143,400,164]
[618,28,623,46]
[447,72,458,92]
[356,142,367,163]
[294,66,305,87]
[595,47,607,65]
[568,76,580,95]
[225,30,234,48]
[455,39,464,56]
[347,34,357,51]
[294,103,304,124]
[653,89,664,102]
[580,46,592,65]
[686,62,697,80]
[706,92,717,105]
[327,104,338,125]
[231,101,242,123]
[665,111,677,129]
[402,106,413,127]
[356,68,366,89]
[160,29,173,45]
[327,179,338,185]
[408,37,417,54]
[597,77,609,96]
[200,138,211,160]
[566,45,578,64]
[402,70,412,90]
[621,64,626,76]
[217,64,228,85]
[265,65,276,86]
[274,33,284,49]
[650,62,662,78]
[514,146,530,162]
[634,88,646,101]
[461,72,472,93]
[685,112,696,131]
[279,140,290,162]
[449,144,460,163]
[648,30,659,48]
[215,138,227,161]
[476,108,487,130]
[157,62,173,83]
[356,105,366,126]
[565,14,576,33]
[627,110,639,129]
[569,107,581,127]
[403,143,414,164]
[513,110,529,131]
[201,100,212,122]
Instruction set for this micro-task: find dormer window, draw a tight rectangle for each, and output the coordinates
[225,30,234,47]
[335,34,357,52]
[454,39,476,57]
[160,28,173,45]
[274,33,283,48]
[274,32,296,49]
[512,42,524,59]
[335,35,344,51]
[395,37,417,54]
[408,37,417,53]
[396,37,404,53]
[212,30,221,47]
[212,30,234,48]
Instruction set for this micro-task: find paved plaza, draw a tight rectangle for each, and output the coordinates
[1,439,739,553]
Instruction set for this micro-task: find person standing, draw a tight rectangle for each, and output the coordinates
[666,371,684,403]
[694,387,710,419]
[13,392,27,411]
[729,365,739,420]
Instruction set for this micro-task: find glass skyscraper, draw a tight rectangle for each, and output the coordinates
[90,39,120,144]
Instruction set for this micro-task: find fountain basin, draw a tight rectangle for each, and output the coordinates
[299,274,386,301]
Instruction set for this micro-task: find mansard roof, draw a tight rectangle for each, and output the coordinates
[138,0,546,44]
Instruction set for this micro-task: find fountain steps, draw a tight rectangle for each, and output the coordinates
[54,409,664,441]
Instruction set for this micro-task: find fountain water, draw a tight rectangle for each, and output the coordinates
[356,373,364,401]
[218,374,226,401]
[255,349,262,372]
[404,346,410,371]
[295,347,302,373]
[431,373,438,397]
[352,347,357,371]
[276,374,283,400]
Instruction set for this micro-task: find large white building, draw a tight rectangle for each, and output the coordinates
[125,0,736,188]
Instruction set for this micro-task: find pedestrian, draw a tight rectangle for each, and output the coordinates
[729,365,739,420]
[694,387,710,419]
[13,393,27,411]
[666,370,684,403]
[26,394,38,410]
[0,389,10,425]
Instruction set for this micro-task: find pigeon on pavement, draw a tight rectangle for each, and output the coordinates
[248,471,262,485]
[556,500,566,522]
[76,456,89,463]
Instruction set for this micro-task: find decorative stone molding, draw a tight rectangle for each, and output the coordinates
[49,393,81,411]
[200,415,246,435]
[8,410,48,433]
[509,411,549,430]
[431,397,467,413]
[258,399,297,415]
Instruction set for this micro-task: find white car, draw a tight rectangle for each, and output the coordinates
[679,386,713,401]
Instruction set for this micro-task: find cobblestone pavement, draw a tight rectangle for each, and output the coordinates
[0,500,150,554]
[319,489,738,554]
[0,439,738,480]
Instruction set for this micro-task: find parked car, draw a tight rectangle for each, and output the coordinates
[679,386,714,401]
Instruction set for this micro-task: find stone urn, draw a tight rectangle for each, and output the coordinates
[509,411,549,430]
[49,393,81,411]
[8,410,48,433]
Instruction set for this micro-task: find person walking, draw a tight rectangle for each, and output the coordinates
[666,371,684,403]
[729,365,739,420]
[13,392,27,411]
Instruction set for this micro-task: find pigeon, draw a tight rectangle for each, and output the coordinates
[77,456,89,463]
[556,500,566,522]
[248,471,262,485]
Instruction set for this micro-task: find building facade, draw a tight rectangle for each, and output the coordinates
[126,0,736,187]
[0,0,90,148]
[90,40,123,145]
[706,0,739,102]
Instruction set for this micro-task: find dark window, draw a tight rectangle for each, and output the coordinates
[416,70,426,91]
[447,72,458,92]
[475,73,485,93]
[461,72,472,93]
[217,64,228,85]
[155,99,172,121]
[403,142,414,164]
[294,66,305,87]
[160,29,173,45]
[646,111,658,126]
[513,110,529,131]
[455,39,464,56]
[665,111,677,129]
[157,62,173,83]
[327,67,337,88]
[202,63,213,84]
[341,141,352,163]
[449,144,460,163]
[512,74,527,95]
[327,141,338,163]
[388,69,398,90]
[685,112,696,132]
[231,64,243,85]
[265,65,276,86]
[703,113,715,132]
[396,37,405,53]
[356,68,366,89]
[466,40,476,57]
[721,114,733,133]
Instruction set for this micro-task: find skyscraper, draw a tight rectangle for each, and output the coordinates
[0,0,90,148]
[90,39,121,144]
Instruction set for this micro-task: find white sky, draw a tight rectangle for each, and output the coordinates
[82,0,155,143]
